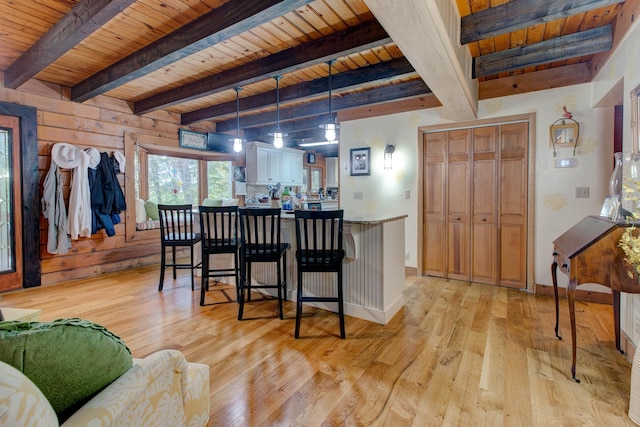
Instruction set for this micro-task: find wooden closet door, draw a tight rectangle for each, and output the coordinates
[499,122,528,288]
[447,129,471,281]
[423,131,447,277]
[471,126,498,285]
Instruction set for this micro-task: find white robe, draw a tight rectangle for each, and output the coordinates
[66,149,92,239]
[41,162,72,254]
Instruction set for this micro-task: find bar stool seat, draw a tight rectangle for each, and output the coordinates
[294,209,346,338]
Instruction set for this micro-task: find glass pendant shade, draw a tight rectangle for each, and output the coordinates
[232,137,243,152]
[323,123,337,142]
[273,131,284,149]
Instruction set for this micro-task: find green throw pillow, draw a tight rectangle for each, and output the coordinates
[202,198,222,207]
[144,200,159,220]
[0,318,132,422]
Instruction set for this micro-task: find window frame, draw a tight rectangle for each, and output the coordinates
[125,132,237,243]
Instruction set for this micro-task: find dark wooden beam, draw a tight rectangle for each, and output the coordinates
[337,94,441,122]
[182,57,417,124]
[460,0,624,44]
[216,79,429,132]
[71,0,315,102]
[4,0,137,89]
[473,25,612,77]
[243,115,335,138]
[134,20,392,115]
[478,63,592,99]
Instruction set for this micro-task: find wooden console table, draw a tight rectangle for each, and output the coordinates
[551,216,639,382]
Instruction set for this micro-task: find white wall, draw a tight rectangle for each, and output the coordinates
[340,85,612,290]
[591,17,640,344]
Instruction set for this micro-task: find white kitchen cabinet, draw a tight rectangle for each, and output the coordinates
[282,150,303,186]
[246,143,281,185]
[326,157,339,187]
[246,142,302,186]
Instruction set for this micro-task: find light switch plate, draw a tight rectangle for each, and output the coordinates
[576,187,589,198]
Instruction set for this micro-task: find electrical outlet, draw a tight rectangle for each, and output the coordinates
[404,189,410,200]
[575,187,590,198]
[405,251,410,260]
[354,191,364,200]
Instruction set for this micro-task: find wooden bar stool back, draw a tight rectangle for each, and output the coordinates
[198,206,240,306]
[238,208,289,320]
[294,209,346,338]
[157,204,201,292]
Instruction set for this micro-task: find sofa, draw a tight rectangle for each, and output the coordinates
[0,319,209,427]
[0,349,210,427]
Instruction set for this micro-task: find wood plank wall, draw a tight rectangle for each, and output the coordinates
[0,71,216,287]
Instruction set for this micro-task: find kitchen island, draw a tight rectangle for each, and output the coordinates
[248,214,407,324]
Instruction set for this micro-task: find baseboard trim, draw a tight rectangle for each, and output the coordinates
[535,284,613,304]
[405,266,417,276]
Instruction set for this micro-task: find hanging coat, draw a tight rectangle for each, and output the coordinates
[41,162,72,254]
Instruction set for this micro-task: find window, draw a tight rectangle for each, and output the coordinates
[135,149,234,205]
[147,154,199,205]
[207,161,232,199]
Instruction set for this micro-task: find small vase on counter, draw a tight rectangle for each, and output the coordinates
[270,198,280,209]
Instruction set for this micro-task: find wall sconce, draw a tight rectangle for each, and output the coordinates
[384,144,395,169]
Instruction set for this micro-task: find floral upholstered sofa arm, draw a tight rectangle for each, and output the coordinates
[62,349,209,427]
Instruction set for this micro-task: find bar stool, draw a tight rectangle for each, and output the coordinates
[238,208,289,320]
[158,204,201,292]
[293,210,345,338]
[198,205,240,306]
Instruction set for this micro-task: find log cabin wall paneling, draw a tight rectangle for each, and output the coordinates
[0,72,215,287]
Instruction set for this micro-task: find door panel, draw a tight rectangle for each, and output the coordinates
[446,130,471,280]
[423,132,447,277]
[499,122,528,289]
[472,126,498,284]
[0,115,23,292]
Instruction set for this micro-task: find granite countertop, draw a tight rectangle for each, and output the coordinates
[344,215,408,225]
[281,213,407,225]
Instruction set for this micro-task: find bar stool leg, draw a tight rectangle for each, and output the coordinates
[295,269,304,338]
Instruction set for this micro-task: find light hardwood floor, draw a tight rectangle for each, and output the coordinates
[0,266,636,426]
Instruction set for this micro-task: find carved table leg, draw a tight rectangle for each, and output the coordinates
[551,256,562,340]
[567,279,580,383]
[613,290,624,354]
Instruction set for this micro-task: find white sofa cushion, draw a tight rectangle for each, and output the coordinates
[0,361,59,427]
[61,349,209,427]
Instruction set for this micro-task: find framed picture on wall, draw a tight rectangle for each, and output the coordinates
[307,153,316,164]
[350,147,370,176]
[179,129,207,150]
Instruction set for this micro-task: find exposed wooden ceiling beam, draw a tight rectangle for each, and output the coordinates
[71,0,315,102]
[478,63,592,99]
[181,57,417,125]
[134,20,392,115]
[364,0,477,121]
[474,25,612,77]
[4,0,137,89]
[337,93,441,122]
[216,79,429,132]
[461,0,624,45]
[243,115,335,138]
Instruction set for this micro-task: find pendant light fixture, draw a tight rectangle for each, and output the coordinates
[268,75,287,149]
[231,87,243,153]
[319,59,340,143]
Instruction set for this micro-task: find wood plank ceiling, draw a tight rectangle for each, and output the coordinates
[0,0,630,150]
